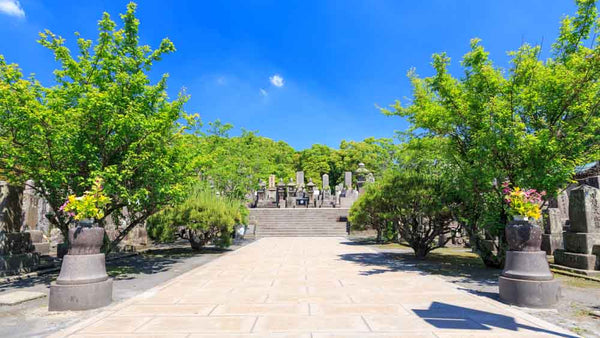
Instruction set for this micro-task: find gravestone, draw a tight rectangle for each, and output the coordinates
[25,229,50,256]
[267,175,277,200]
[554,184,600,275]
[541,208,564,255]
[0,182,23,233]
[322,174,329,192]
[296,171,305,188]
[344,172,352,189]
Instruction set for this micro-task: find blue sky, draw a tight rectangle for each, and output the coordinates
[0,0,578,149]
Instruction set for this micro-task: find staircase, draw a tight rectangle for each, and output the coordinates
[249,208,349,238]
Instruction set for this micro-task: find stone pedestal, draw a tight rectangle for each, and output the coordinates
[25,230,50,256]
[499,220,560,308]
[49,226,112,311]
[0,232,40,276]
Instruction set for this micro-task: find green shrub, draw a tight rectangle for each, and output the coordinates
[147,183,247,250]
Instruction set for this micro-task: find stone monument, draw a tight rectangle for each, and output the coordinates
[1,182,41,276]
[25,229,50,256]
[296,171,305,188]
[286,178,296,208]
[344,171,352,189]
[355,163,369,193]
[554,184,600,276]
[541,208,564,255]
[276,179,286,208]
[306,179,316,207]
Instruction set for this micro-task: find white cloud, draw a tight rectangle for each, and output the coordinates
[259,88,268,97]
[0,0,25,18]
[216,76,226,85]
[269,74,284,87]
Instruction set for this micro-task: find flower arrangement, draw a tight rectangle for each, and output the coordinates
[502,181,545,220]
[59,178,110,221]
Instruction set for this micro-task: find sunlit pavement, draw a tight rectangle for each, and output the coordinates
[50,237,575,337]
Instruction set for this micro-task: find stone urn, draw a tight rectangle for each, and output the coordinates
[505,218,543,251]
[499,217,560,308]
[49,220,112,311]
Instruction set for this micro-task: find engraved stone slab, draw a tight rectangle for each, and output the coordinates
[569,185,600,233]
[322,174,329,191]
[296,171,304,187]
[344,172,352,189]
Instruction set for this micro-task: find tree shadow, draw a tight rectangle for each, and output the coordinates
[0,245,229,290]
[338,249,501,295]
[412,302,576,337]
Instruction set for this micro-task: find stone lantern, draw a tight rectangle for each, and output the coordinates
[306,178,316,207]
[276,179,286,208]
[257,179,266,201]
[355,163,370,193]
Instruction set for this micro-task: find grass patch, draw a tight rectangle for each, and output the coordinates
[107,265,142,277]
[556,274,600,289]
[375,242,411,250]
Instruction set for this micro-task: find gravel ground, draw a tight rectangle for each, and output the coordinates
[0,240,251,338]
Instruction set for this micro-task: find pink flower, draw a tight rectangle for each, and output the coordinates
[59,200,69,211]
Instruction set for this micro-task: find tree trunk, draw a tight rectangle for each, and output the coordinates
[413,245,429,259]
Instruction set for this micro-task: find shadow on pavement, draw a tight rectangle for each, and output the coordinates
[412,302,577,337]
[337,246,501,298]
[0,245,230,289]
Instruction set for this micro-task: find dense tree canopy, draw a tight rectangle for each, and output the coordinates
[0,3,196,251]
[383,0,600,266]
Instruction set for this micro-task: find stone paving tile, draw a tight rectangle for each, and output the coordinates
[253,315,370,333]
[112,304,216,316]
[50,237,577,337]
[136,316,257,333]
[211,303,310,316]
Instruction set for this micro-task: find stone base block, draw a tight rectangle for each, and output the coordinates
[502,251,553,281]
[32,242,50,256]
[563,232,600,254]
[0,253,40,277]
[499,275,560,308]
[57,254,108,285]
[554,249,598,270]
[541,233,563,255]
[49,279,112,311]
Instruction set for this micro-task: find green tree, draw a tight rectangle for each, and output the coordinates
[349,181,390,243]
[338,137,398,183]
[0,3,196,251]
[295,144,342,189]
[193,127,295,199]
[383,0,600,266]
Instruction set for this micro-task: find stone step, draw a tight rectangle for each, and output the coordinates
[249,208,350,239]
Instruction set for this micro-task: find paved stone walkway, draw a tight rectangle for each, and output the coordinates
[51,238,576,337]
